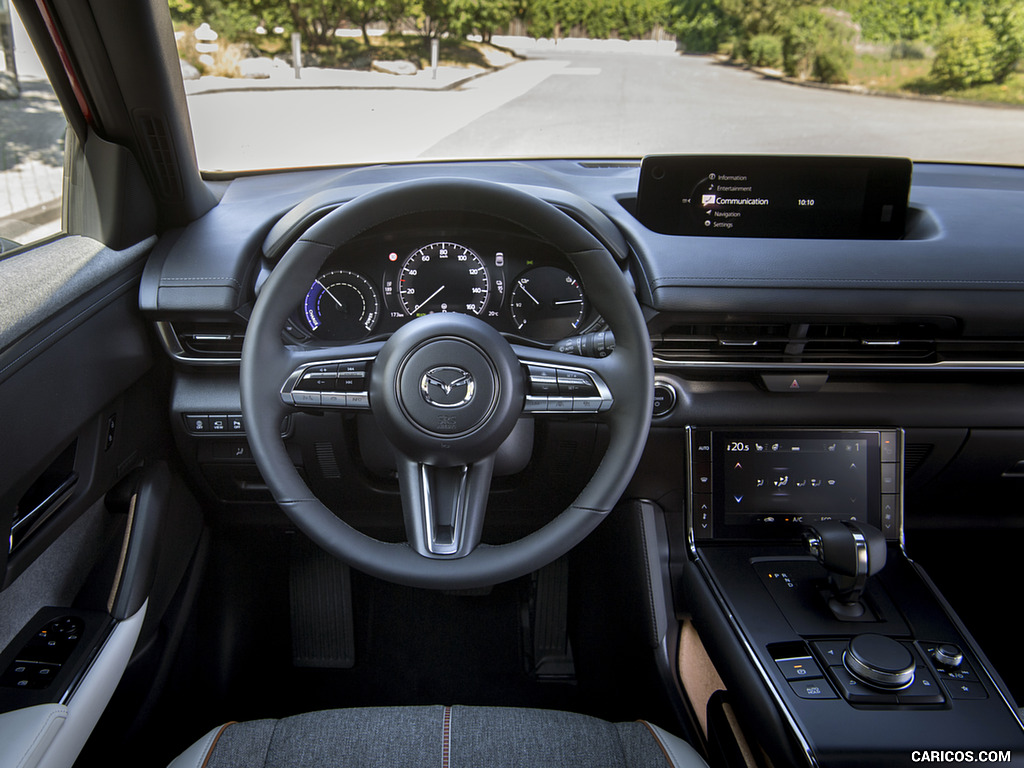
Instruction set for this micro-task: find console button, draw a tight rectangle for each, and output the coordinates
[942,678,988,700]
[811,639,849,667]
[760,373,828,393]
[228,415,245,433]
[209,415,229,432]
[691,433,712,462]
[828,665,899,704]
[880,432,897,462]
[652,383,676,417]
[881,462,898,494]
[789,679,837,699]
[776,656,824,682]
[881,495,898,533]
[0,660,62,689]
[213,441,251,461]
[692,464,712,492]
[897,668,945,705]
[184,414,209,433]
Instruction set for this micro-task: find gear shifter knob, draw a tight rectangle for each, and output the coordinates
[803,520,887,618]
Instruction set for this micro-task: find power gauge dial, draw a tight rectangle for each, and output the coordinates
[303,270,380,339]
[510,266,586,342]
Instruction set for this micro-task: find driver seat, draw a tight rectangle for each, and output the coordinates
[169,705,709,767]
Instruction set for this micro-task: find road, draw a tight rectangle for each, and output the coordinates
[186,47,1024,171]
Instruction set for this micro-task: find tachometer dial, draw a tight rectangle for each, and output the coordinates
[303,270,380,339]
[398,242,490,317]
[510,267,586,342]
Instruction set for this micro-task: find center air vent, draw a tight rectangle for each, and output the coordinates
[651,317,972,368]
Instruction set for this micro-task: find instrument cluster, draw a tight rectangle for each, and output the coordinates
[288,223,599,345]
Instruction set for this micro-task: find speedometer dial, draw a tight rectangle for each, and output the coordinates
[398,242,490,317]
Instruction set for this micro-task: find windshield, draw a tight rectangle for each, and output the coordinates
[173,1,1024,173]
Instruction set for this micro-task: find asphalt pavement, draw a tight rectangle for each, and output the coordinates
[5,36,1024,244]
[185,40,1024,172]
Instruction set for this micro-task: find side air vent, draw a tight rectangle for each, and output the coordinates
[156,321,245,364]
[135,110,183,201]
[649,317,1024,369]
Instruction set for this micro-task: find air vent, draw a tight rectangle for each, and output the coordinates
[647,317,1020,369]
[156,321,245,364]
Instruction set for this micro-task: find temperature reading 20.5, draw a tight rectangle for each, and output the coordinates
[726,441,750,452]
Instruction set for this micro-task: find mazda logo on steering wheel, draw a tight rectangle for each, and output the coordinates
[420,366,475,408]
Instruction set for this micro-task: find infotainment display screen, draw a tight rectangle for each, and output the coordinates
[689,429,900,541]
[636,155,912,239]
[720,434,871,527]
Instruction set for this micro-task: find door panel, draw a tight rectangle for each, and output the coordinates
[0,233,165,768]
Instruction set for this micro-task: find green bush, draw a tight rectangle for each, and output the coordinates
[813,45,853,83]
[983,0,1024,83]
[782,7,853,83]
[930,19,998,89]
[747,34,783,68]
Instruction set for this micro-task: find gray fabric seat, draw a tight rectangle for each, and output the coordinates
[169,705,708,768]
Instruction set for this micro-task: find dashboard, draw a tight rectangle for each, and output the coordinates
[281,217,600,346]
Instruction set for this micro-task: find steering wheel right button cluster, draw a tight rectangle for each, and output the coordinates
[523,363,611,413]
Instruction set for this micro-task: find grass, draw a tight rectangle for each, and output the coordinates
[847,52,1024,107]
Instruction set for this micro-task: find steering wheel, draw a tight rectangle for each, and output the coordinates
[240,178,652,589]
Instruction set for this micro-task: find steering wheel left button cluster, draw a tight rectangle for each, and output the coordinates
[282,359,372,409]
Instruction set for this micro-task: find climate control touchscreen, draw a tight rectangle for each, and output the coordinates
[689,428,901,541]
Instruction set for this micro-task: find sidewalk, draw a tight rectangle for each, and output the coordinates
[184,62,493,96]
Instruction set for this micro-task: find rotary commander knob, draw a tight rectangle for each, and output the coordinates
[844,634,915,689]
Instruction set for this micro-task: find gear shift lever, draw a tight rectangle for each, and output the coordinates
[802,520,887,619]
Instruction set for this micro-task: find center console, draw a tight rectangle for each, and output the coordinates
[684,427,1024,767]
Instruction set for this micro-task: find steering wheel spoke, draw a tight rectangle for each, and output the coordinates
[279,343,383,411]
[396,455,495,558]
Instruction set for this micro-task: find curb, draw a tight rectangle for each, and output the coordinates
[184,51,523,97]
[712,54,1024,111]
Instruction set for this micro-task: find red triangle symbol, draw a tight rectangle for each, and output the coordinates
[790,379,800,389]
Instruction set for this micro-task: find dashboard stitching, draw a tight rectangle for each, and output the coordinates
[160,277,242,286]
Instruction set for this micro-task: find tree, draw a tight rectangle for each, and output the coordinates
[341,0,408,45]
[982,0,1024,82]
